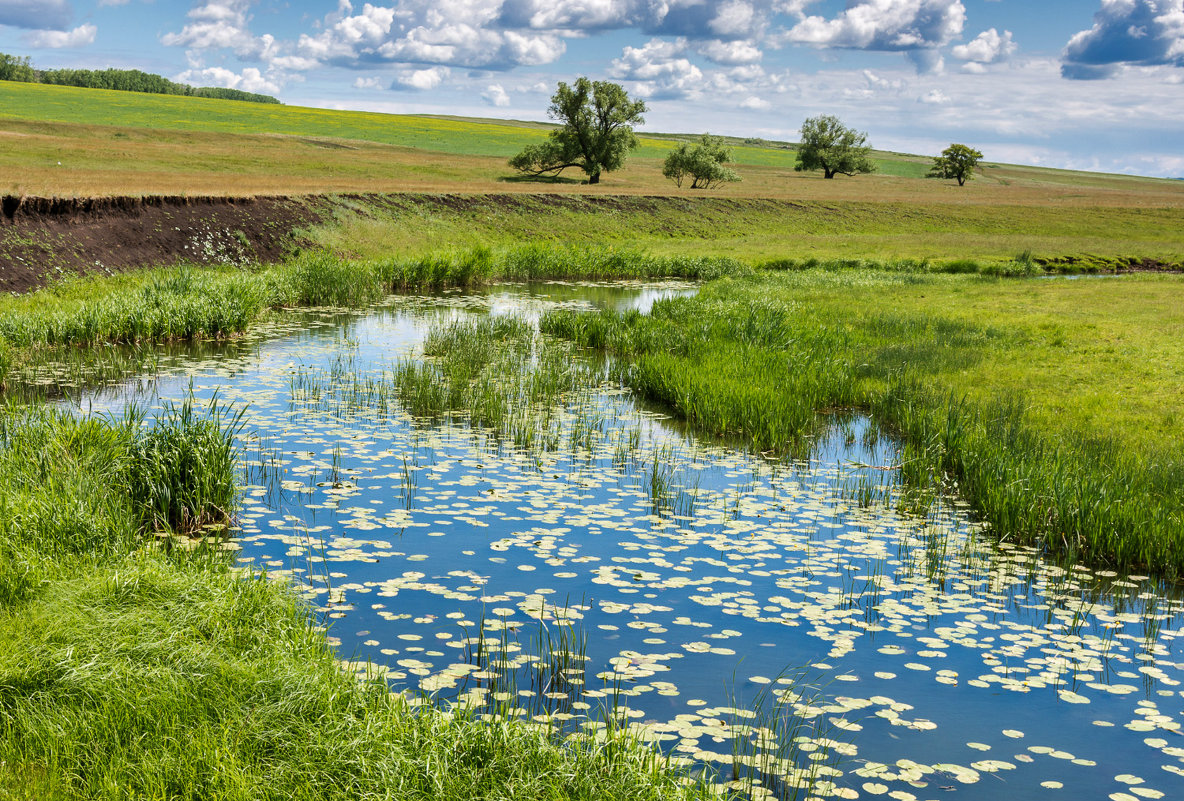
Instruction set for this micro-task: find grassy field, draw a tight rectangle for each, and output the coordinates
[304,194,1184,265]
[5,80,1184,211]
[5,80,1182,268]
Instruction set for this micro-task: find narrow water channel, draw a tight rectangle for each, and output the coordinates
[70,281,1184,800]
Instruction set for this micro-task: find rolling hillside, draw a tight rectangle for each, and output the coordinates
[5,81,1182,208]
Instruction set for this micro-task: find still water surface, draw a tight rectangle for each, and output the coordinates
[74,281,1184,800]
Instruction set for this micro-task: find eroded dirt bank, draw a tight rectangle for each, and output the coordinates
[2,192,1181,294]
[0,192,761,294]
[0,194,324,293]
[0,192,799,293]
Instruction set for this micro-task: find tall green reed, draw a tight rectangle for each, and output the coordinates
[124,390,245,536]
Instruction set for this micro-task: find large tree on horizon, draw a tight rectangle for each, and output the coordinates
[928,143,984,186]
[509,78,647,185]
[794,115,876,179]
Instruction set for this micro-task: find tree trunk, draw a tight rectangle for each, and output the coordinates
[957,176,966,186]
[824,167,836,179]
[588,171,601,185]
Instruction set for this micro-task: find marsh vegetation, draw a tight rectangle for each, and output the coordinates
[2,255,1184,801]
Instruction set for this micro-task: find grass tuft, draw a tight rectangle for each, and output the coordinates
[125,390,243,536]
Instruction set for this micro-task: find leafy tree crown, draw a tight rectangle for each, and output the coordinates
[794,115,875,179]
[509,78,646,184]
[662,134,740,189]
[928,143,983,186]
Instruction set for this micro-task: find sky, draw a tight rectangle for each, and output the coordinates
[1,1,1182,177]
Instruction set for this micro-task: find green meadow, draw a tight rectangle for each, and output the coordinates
[0,81,547,158]
[0,80,904,171]
[7,79,1183,207]
[305,194,1184,265]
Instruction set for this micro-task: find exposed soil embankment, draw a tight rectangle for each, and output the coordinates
[0,194,324,293]
[3,192,1180,294]
[0,192,803,294]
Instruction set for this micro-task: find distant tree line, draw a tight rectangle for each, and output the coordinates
[0,52,279,104]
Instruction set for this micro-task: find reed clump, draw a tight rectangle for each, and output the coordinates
[0,266,270,349]
[288,316,605,454]
[544,292,860,455]
[124,391,243,536]
[758,254,1043,277]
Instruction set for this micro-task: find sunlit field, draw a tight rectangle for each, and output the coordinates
[5,81,1184,210]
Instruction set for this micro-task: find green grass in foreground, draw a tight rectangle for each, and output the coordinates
[0,401,704,800]
[542,269,1184,577]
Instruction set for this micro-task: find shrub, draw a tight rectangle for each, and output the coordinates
[662,135,741,189]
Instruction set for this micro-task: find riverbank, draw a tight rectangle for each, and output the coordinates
[3,193,1182,295]
[0,404,707,800]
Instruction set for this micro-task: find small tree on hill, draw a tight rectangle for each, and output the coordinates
[929,143,983,186]
[662,134,741,189]
[794,115,875,179]
[509,78,647,184]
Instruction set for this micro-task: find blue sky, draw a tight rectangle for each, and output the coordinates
[2,1,1182,176]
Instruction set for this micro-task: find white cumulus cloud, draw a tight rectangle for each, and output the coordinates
[696,38,763,65]
[863,69,905,91]
[162,0,271,59]
[609,37,704,99]
[394,65,450,90]
[710,1,757,37]
[25,24,97,48]
[296,2,566,69]
[482,82,510,106]
[1062,0,1184,79]
[785,0,966,51]
[498,0,777,39]
[952,28,1016,66]
[174,65,281,94]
